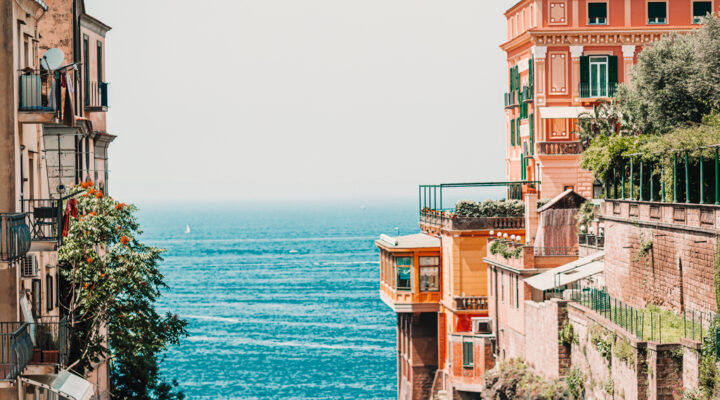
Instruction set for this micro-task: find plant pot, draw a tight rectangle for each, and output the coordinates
[31,348,42,363]
[42,350,59,364]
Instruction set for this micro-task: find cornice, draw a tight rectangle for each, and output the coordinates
[80,14,112,36]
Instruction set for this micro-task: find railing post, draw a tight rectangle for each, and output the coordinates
[639,160,644,201]
[674,152,678,203]
[630,157,635,200]
[700,154,705,204]
[622,161,626,199]
[661,162,665,202]
[650,162,655,202]
[613,167,617,199]
[685,151,690,203]
[716,147,719,205]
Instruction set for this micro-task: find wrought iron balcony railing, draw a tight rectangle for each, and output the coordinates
[31,316,69,366]
[0,323,33,382]
[522,85,533,102]
[504,91,518,108]
[579,82,618,99]
[85,81,109,109]
[537,141,583,155]
[21,198,63,244]
[578,233,605,249]
[18,71,60,113]
[454,296,488,311]
[0,214,31,263]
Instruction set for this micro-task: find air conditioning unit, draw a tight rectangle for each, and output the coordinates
[22,254,38,277]
[471,317,492,335]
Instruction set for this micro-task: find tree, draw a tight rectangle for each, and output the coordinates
[58,182,187,399]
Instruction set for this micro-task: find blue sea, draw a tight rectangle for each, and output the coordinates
[136,202,418,399]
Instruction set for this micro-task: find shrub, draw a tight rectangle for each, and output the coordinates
[454,199,524,218]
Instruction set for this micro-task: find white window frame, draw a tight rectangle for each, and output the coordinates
[589,56,609,98]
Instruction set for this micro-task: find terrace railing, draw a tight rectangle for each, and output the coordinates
[537,141,582,156]
[20,198,63,244]
[578,233,605,249]
[0,214,31,263]
[32,316,69,366]
[85,81,108,109]
[455,296,488,312]
[604,144,720,205]
[0,323,33,382]
[579,82,618,99]
[533,246,579,256]
[18,70,60,114]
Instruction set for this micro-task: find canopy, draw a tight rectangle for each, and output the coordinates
[524,252,604,291]
[538,106,593,119]
[21,370,94,400]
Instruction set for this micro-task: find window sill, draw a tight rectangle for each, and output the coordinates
[463,365,474,369]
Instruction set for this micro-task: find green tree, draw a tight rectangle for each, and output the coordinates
[58,182,187,399]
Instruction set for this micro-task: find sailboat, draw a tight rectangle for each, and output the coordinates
[185,224,191,234]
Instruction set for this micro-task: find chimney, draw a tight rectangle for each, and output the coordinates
[524,192,538,245]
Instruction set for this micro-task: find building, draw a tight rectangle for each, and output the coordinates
[502,0,716,199]
[0,0,113,398]
[378,1,719,399]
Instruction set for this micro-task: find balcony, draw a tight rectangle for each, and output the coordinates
[21,199,63,245]
[579,82,617,99]
[0,214,31,263]
[521,85,533,103]
[30,316,69,366]
[578,233,605,249]
[537,141,582,156]
[85,81,109,110]
[484,239,579,270]
[18,71,60,123]
[454,296,488,312]
[504,91,518,108]
[0,323,33,382]
[421,210,525,232]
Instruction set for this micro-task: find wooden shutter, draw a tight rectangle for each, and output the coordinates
[509,68,514,91]
[529,59,534,87]
[529,115,534,155]
[580,56,590,86]
[608,55,619,87]
[511,118,515,146]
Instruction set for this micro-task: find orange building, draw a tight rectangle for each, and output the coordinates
[502,0,714,199]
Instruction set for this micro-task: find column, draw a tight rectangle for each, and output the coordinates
[570,45,584,102]
[531,46,547,106]
[622,45,636,84]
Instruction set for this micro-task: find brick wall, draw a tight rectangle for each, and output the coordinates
[524,299,568,379]
[601,200,718,313]
[681,338,702,392]
[448,335,494,393]
[647,343,684,400]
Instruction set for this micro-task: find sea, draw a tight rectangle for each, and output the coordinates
[136,201,418,399]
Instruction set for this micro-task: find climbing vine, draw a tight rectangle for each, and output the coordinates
[559,322,578,347]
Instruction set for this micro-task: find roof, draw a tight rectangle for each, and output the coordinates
[375,233,440,250]
[524,251,604,291]
[538,189,587,213]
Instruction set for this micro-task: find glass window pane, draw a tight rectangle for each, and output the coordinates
[600,63,607,96]
[648,2,667,23]
[588,3,607,23]
[591,64,598,96]
[397,267,411,290]
[419,256,439,266]
[420,267,439,291]
[694,2,712,22]
[396,257,412,266]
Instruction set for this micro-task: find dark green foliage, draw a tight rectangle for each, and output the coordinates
[455,199,524,218]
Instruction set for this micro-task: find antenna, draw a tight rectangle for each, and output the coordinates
[40,48,65,71]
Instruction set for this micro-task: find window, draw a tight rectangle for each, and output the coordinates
[396,257,412,291]
[694,1,712,24]
[564,185,575,191]
[580,55,618,98]
[96,41,103,82]
[648,2,667,24]
[511,118,516,146]
[419,257,439,291]
[83,35,90,106]
[589,56,608,97]
[46,274,53,312]
[462,342,474,368]
[588,2,607,24]
[32,279,41,318]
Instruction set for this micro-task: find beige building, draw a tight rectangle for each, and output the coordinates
[0,0,113,398]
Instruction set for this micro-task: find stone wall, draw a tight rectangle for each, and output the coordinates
[601,200,718,313]
[524,299,570,379]
[681,338,702,392]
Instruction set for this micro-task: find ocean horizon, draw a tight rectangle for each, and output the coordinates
[137,202,419,399]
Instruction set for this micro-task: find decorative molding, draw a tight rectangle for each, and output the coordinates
[569,45,584,58]
[532,46,548,59]
[533,30,691,47]
[622,44,637,58]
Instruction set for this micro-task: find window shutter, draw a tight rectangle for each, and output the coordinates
[517,119,521,144]
[529,59,534,87]
[509,68,514,91]
[580,56,590,86]
[511,118,515,146]
[608,55,619,87]
[529,115,534,155]
[520,154,525,180]
[515,66,520,90]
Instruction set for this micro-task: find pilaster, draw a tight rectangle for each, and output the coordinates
[570,46,584,102]
[532,46,547,105]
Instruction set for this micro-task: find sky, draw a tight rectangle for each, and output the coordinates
[85,0,518,204]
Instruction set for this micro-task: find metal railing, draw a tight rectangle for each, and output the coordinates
[0,214,31,263]
[504,91,518,108]
[32,316,69,366]
[18,70,59,113]
[20,198,63,243]
[537,141,583,155]
[419,181,541,215]
[604,144,720,205]
[522,85,533,102]
[578,233,605,248]
[85,81,108,108]
[455,296,488,312]
[533,247,579,256]
[579,82,618,99]
[0,323,33,382]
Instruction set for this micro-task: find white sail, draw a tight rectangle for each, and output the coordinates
[185,224,191,234]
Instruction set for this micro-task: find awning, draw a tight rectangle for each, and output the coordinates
[524,251,604,291]
[538,106,593,119]
[21,371,94,400]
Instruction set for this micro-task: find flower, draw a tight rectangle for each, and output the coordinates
[89,211,97,216]
[86,257,93,264]
[88,188,96,195]
[120,236,130,245]
[115,203,126,210]
[100,273,106,279]
[95,191,103,199]
[83,283,90,289]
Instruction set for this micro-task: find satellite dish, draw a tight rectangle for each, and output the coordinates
[41,48,64,71]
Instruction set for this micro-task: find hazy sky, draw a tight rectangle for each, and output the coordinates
[85,0,517,203]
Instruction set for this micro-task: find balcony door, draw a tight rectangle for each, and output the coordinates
[589,56,608,98]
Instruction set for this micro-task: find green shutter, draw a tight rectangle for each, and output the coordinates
[580,56,590,86]
[520,154,525,180]
[608,55,619,87]
[529,59,534,88]
[529,115,534,155]
[511,118,515,146]
[509,68,514,91]
[517,119,521,144]
[515,66,520,91]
